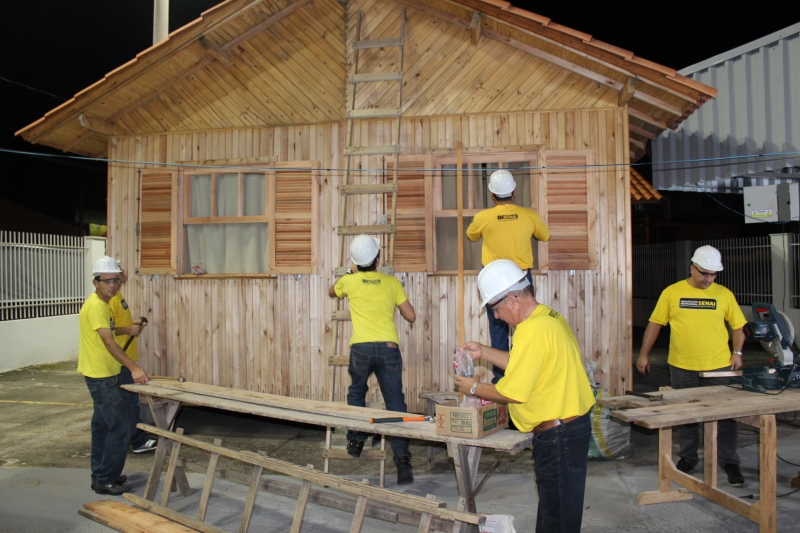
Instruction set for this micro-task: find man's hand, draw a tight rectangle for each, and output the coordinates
[460,341,484,362]
[636,353,651,375]
[130,364,149,384]
[454,374,479,395]
[731,353,743,370]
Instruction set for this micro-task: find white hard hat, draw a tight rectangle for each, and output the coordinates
[487,170,516,196]
[691,245,724,272]
[477,259,530,307]
[92,256,122,277]
[350,235,380,267]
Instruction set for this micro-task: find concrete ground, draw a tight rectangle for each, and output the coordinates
[2,330,799,532]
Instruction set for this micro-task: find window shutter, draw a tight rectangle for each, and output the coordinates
[387,156,433,272]
[537,150,596,270]
[270,163,319,273]
[139,170,178,274]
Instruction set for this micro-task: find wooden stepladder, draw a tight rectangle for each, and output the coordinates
[325,8,407,486]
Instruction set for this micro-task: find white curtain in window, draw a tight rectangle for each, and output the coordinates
[187,173,268,273]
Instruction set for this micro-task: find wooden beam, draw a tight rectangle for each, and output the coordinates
[78,112,116,135]
[198,35,234,67]
[470,13,483,47]
[177,156,278,167]
[217,0,312,53]
[628,107,668,130]
[618,77,636,106]
[629,124,657,140]
[483,29,621,90]
[633,90,684,117]
[61,129,94,153]
[630,137,646,151]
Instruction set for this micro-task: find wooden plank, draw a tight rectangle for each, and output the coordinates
[344,146,401,157]
[350,72,403,83]
[340,182,398,194]
[160,427,185,507]
[758,415,777,533]
[177,156,277,167]
[82,500,200,533]
[348,108,402,119]
[197,437,222,522]
[78,507,141,533]
[337,224,396,235]
[618,77,636,106]
[353,38,404,49]
[703,421,718,488]
[289,478,313,533]
[78,112,116,135]
[239,451,265,533]
[124,494,228,533]
[350,480,371,533]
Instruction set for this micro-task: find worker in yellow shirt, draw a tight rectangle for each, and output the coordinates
[110,263,156,454]
[454,260,595,533]
[466,170,550,383]
[78,256,149,496]
[329,235,416,485]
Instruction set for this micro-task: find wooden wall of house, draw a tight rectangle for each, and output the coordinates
[107,107,631,411]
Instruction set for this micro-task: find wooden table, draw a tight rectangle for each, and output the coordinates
[125,381,533,533]
[598,386,800,533]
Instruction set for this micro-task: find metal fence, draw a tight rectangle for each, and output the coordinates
[0,231,86,321]
[793,241,800,309]
[634,236,776,305]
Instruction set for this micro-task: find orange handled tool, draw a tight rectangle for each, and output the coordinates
[370,415,434,423]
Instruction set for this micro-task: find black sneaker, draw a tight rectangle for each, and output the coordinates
[346,439,365,458]
[94,482,132,496]
[396,457,414,485]
[676,458,695,473]
[724,464,744,486]
[132,438,157,454]
[90,475,128,490]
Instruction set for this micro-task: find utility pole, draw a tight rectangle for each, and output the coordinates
[153,0,169,45]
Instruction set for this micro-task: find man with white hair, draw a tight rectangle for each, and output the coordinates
[466,170,550,383]
[636,245,747,486]
[79,256,149,496]
[329,235,417,485]
[454,259,595,533]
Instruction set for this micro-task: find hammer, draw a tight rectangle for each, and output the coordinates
[370,415,435,424]
[122,317,148,351]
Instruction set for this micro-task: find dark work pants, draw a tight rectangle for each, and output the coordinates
[669,365,740,467]
[119,366,149,449]
[84,374,130,485]
[346,342,411,465]
[532,413,591,533]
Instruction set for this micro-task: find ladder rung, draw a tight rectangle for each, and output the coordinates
[334,265,395,276]
[328,355,350,365]
[322,448,387,460]
[337,225,396,235]
[347,108,402,119]
[332,310,351,321]
[340,183,398,195]
[353,38,404,49]
[344,145,401,156]
[349,72,403,83]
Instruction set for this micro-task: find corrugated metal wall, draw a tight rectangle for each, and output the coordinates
[652,23,800,192]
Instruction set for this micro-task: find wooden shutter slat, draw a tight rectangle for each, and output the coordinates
[139,170,177,274]
[387,157,432,272]
[270,165,318,274]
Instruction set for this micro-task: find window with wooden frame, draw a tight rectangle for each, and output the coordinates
[386,150,596,273]
[138,161,319,276]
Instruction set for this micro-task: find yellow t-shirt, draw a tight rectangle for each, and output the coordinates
[495,304,595,432]
[466,203,550,268]
[334,271,408,345]
[78,293,122,378]
[649,280,747,371]
[109,291,137,362]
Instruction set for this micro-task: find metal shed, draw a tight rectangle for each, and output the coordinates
[652,22,800,193]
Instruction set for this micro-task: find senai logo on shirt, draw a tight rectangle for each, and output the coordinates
[496,214,519,221]
[679,298,717,310]
[362,279,381,285]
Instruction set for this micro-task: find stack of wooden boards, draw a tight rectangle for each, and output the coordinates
[80,423,484,533]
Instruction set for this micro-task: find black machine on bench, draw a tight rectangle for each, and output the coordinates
[734,302,800,393]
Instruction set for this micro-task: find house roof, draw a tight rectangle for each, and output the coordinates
[17,0,716,162]
[630,168,663,203]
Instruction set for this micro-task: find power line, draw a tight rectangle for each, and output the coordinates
[0,76,67,100]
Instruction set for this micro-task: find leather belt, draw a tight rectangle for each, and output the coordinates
[532,415,580,435]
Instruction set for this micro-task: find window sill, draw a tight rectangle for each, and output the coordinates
[175,273,277,280]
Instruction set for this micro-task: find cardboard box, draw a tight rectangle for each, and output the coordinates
[434,401,508,438]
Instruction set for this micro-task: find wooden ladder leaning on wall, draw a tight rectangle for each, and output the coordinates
[325,8,407,488]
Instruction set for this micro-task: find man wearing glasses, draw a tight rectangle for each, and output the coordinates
[78,256,149,496]
[636,245,747,486]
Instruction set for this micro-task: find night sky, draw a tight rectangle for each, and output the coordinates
[2,0,799,231]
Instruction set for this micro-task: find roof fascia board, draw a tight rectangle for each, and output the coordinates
[680,22,800,75]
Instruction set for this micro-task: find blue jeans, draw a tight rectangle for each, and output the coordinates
[669,365,740,467]
[532,413,591,533]
[486,269,534,383]
[346,342,411,464]
[119,366,149,449]
[84,374,130,485]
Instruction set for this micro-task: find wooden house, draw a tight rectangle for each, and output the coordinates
[17,0,716,408]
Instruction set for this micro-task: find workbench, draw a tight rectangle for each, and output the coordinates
[125,381,532,532]
[598,385,800,533]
